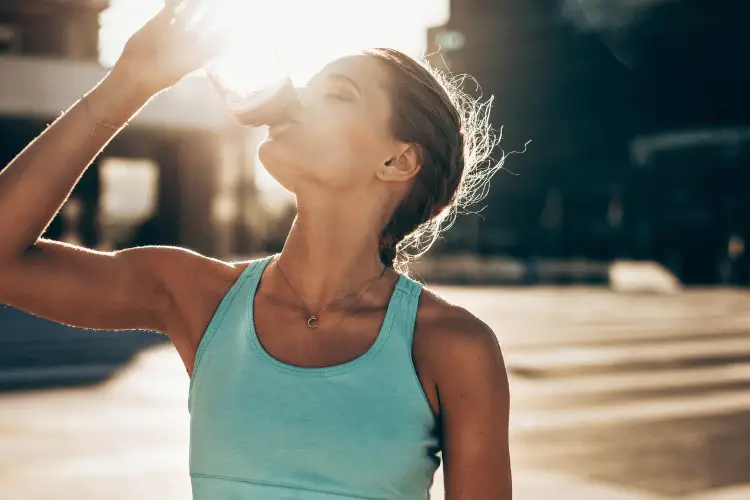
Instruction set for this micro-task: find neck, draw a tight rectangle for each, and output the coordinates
[272,194,394,313]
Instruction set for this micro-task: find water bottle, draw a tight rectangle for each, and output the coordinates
[165,0,300,127]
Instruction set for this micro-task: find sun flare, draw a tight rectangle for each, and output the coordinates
[100,0,449,208]
[100,0,449,81]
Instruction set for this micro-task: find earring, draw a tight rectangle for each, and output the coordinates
[385,159,393,166]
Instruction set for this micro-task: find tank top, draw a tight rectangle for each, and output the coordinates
[188,255,442,499]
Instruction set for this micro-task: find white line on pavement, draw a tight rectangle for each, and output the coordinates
[513,387,750,431]
[507,337,750,373]
[510,362,750,403]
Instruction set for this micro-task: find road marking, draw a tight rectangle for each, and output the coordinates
[510,333,750,431]
[507,336,750,374]
[513,386,750,431]
[511,362,750,402]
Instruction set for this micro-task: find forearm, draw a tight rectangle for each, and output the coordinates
[0,67,154,261]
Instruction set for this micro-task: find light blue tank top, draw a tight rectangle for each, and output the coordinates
[188,255,442,499]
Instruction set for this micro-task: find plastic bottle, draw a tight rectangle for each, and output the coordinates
[165,0,300,126]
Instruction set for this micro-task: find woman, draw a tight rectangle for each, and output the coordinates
[0,7,511,500]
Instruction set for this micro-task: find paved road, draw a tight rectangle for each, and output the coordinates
[2,286,750,499]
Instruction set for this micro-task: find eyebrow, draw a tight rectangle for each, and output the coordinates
[327,73,362,95]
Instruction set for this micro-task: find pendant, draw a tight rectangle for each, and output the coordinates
[307,316,319,329]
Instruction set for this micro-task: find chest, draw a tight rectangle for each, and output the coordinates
[181,267,442,418]
[252,292,389,369]
[189,366,440,492]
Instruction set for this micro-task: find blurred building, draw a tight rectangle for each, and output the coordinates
[428,0,750,284]
[0,0,265,258]
[0,0,103,59]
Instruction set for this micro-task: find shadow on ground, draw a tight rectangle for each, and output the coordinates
[516,409,750,497]
[0,304,170,393]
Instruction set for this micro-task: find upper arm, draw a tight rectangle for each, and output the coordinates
[435,313,512,500]
[0,238,227,335]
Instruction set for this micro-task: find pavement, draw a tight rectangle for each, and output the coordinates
[432,285,750,499]
[2,285,750,499]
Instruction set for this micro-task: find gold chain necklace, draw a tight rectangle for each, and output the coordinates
[275,256,387,329]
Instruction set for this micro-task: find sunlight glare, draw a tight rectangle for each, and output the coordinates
[100,0,450,209]
[100,0,449,77]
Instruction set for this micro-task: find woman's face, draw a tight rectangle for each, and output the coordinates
[257,54,398,193]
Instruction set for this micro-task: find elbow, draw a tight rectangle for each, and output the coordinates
[0,242,35,276]
[0,258,19,304]
[0,243,43,306]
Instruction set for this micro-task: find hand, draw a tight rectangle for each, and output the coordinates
[112,6,219,97]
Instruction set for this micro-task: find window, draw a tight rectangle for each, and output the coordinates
[0,23,21,54]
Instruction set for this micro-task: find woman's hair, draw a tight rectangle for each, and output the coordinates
[364,48,508,274]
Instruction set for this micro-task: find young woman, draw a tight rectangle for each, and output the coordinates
[0,8,511,500]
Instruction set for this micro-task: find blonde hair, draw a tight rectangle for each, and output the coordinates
[365,48,513,275]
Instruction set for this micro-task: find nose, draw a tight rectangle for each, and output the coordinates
[294,85,314,111]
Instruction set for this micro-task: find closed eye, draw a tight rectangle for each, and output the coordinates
[307,72,361,103]
[326,92,353,101]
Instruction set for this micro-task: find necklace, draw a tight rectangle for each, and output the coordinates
[275,256,387,329]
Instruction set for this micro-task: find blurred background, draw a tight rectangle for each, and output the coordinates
[0,0,749,498]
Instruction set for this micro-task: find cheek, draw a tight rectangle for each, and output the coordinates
[257,132,350,189]
[294,126,373,173]
[319,121,386,173]
[258,115,387,187]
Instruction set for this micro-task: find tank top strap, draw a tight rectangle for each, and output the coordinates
[189,254,274,402]
[393,274,423,348]
[247,254,275,284]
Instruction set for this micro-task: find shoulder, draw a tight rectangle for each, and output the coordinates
[128,246,256,333]
[414,287,512,499]
[127,246,250,295]
[413,285,508,400]
[414,286,505,367]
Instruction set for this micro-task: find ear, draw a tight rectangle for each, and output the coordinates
[378,143,422,182]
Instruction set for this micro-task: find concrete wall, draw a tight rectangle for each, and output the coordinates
[0,55,237,132]
[0,55,263,258]
[0,0,107,60]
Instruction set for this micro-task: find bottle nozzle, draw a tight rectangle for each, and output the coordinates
[230,77,301,128]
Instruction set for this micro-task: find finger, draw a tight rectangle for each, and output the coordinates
[162,0,183,9]
[153,6,182,42]
[154,4,178,24]
[195,26,227,61]
[179,1,212,36]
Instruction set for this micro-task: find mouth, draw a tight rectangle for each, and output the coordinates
[267,112,299,125]
[267,120,298,136]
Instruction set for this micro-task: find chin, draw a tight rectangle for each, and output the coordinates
[257,139,346,191]
[257,140,301,193]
